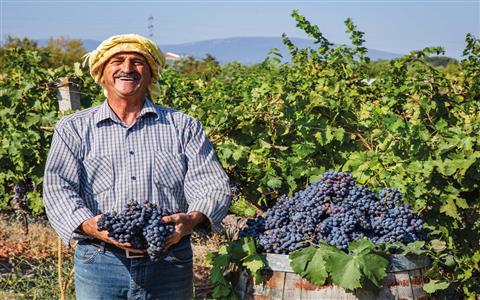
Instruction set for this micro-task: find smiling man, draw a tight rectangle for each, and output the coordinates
[43,34,231,299]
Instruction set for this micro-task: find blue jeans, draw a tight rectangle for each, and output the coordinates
[74,237,193,300]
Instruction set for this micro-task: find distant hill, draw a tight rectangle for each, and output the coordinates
[40,37,403,64]
[160,37,403,64]
[81,39,103,52]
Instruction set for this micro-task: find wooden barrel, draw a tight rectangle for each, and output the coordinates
[236,253,431,300]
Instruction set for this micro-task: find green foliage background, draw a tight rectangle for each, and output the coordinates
[0,12,478,298]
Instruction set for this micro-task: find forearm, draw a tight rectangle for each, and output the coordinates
[162,211,207,249]
[187,193,230,234]
[187,211,207,229]
[183,118,231,233]
[44,162,94,245]
[44,184,94,245]
[79,216,100,237]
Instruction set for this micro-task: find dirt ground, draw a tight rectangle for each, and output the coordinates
[0,213,226,299]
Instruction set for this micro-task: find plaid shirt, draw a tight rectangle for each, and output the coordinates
[43,99,230,245]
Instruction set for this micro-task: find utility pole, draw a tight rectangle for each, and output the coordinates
[56,77,81,112]
[148,15,154,39]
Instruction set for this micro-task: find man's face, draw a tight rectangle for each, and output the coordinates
[101,52,152,99]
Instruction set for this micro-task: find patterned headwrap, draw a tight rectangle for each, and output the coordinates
[83,34,165,101]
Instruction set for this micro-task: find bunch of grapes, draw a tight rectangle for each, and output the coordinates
[239,216,266,238]
[143,207,175,261]
[97,201,175,260]
[12,183,29,210]
[242,172,424,254]
[230,181,242,201]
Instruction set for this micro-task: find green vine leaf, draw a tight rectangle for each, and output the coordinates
[210,266,228,286]
[347,238,374,255]
[290,241,388,291]
[243,255,264,284]
[289,246,317,276]
[357,253,389,289]
[210,283,233,299]
[240,236,258,256]
[324,250,363,290]
[423,279,450,294]
[430,239,447,253]
[207,237,265,298]
[289,245,329,285]
[303,248,329,286]
[384,241,427,256]
[322,239,389,291]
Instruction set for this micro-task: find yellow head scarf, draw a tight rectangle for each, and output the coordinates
[84,34,165,101]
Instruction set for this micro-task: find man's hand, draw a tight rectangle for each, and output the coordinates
[80,215,145,254]
[162,211,207,250]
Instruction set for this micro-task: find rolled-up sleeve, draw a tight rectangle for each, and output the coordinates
[183,120,231,234]
[43,123,94,245]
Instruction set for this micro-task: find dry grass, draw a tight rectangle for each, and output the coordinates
[0,214,75,299]
[0,215,71,261]
[192,232,226,297]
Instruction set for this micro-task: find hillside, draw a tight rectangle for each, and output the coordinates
[64,37,403,64]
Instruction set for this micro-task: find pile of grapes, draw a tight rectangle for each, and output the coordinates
[242,172,425,254]
[97,201,175,261]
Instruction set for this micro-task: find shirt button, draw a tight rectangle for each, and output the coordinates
[131,176,136,180]
[129,150,134,155]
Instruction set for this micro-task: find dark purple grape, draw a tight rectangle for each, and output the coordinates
[12,182,29,209]
[96,201,178,261]
[242,171,424,254]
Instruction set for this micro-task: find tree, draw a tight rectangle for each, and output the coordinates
[424,56,458,67]
[0,35,86,69]
[172,53,220,79]
[0,36,42,67]
[43,36,86,68]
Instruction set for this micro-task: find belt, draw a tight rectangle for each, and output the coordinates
[86,239,146,259]
[80,235,191,259]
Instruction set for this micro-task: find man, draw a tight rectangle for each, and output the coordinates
[43,34,231,299]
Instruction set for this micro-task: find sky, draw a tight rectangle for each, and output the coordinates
[1,0,479,59]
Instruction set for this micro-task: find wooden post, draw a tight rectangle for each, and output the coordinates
[56,77,81,112]
[58,237,65,300]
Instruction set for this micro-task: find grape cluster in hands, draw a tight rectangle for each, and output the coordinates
[242,172,424,254]
[143,207,175,260]
[97,201,175,261]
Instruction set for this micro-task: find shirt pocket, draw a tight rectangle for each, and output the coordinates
[82,155,114,195]
[154,151,185,189]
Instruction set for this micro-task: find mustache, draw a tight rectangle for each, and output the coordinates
[114,71,140,80]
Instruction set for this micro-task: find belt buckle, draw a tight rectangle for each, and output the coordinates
[126,250,144,259]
